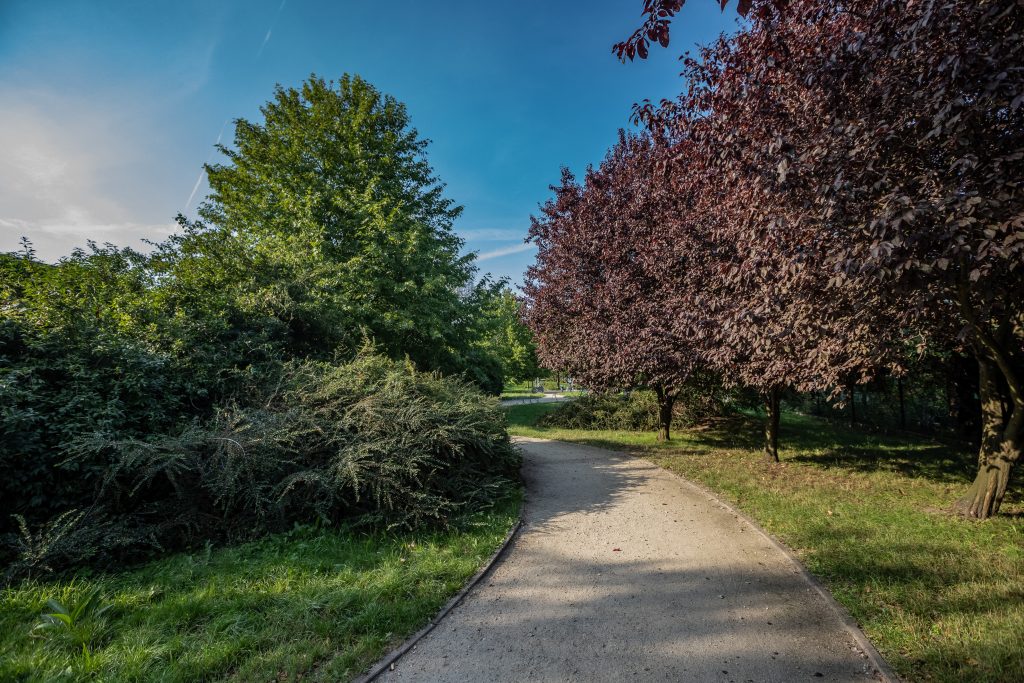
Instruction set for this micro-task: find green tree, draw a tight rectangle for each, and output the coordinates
[475,285,540,385]
[0,245,185,543]
[172,74,479,375]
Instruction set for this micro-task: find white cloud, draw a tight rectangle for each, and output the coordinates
[460,227,527,242]
[0,91,179,260]
[476,242,535,262]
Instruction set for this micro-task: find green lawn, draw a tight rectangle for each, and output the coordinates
[1,492,520,682]
[499,388,544,399]
[505,403,1024,683]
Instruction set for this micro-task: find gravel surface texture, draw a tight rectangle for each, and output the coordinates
[377,438,885,683]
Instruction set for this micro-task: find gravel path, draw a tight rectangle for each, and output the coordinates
[377,438,886,682]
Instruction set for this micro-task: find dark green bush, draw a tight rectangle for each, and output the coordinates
[3,352,518,581]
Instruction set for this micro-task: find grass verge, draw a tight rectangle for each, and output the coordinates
[505,403,1024,683]
[499,389,544,399]
[1,491,520,683]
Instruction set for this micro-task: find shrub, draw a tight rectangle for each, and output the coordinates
[2,353,519,581]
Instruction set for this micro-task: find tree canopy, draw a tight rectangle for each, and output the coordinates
[529,0,1023,514]
[167,75,485,379]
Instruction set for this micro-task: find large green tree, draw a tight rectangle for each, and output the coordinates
[169,74,483,377]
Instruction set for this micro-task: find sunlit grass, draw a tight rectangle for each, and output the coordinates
[1,492,520,682]
[505,403,1024,683]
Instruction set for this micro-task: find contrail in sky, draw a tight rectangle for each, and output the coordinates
[184,0,289,212]
[256,0,288,58]
[183,118,228,213]
[477,243,535,262]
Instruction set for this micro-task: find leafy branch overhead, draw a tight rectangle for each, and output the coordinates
[613,0,755,61]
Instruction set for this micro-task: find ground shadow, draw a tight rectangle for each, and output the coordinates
[680,412,991,489]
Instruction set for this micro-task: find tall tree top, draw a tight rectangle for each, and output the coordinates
[201,74,463,256]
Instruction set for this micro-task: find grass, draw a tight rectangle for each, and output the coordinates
[505,402,1024,683]
[0,492,520,682]
[500,381,545,399]
[499,388,544,399]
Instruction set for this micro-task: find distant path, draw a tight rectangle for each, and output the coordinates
[499,393,573,407]
[377,438,888,682]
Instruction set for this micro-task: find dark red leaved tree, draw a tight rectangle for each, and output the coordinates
[525,133,705,441]
[646,0,1022,514]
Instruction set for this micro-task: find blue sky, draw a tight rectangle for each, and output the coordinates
[0,0,736,285]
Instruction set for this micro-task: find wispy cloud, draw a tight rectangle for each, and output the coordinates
[476,242,535,262]
[0,91,178,260]
[257,30,272,57]
[461,227,527,242]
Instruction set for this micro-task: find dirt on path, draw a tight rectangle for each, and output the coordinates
[376,438,887,682]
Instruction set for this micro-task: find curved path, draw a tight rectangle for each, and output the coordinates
[377,438,888,682]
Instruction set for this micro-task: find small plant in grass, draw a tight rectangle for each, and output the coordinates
[32,585,113,660]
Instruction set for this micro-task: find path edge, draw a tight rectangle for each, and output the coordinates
[648,452,901,682]
[515,436,900,683]
[353,515,524,682]
[664,468,899,681]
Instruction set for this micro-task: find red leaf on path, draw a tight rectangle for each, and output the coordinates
[612,548,622,552]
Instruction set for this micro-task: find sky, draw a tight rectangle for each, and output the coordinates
[0,0,737,286]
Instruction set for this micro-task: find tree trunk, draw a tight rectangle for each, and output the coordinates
[848,382,856,427]
[764,387,780,462]
[954,355,1021,519]
[897,375,906,431]
[654,385,675,442]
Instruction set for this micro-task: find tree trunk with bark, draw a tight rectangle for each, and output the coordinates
[848,382,856,427]
[954,354,1022,519]
[654,385,675,442]
[764,387,780,462]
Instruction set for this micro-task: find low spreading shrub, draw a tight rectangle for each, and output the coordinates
[2,353,519,582]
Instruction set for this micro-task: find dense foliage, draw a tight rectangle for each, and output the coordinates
[3,353,518,581]
[165,74,502,388]
[1,74,524,578]
[525,133,706,441]
[529,0,1023,516]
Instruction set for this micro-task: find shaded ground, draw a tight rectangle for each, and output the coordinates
[503,406,1024,683]
[377,438,883,682]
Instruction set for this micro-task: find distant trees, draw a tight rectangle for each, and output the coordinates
[473,285,541,385]
[529,0,1023,514]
